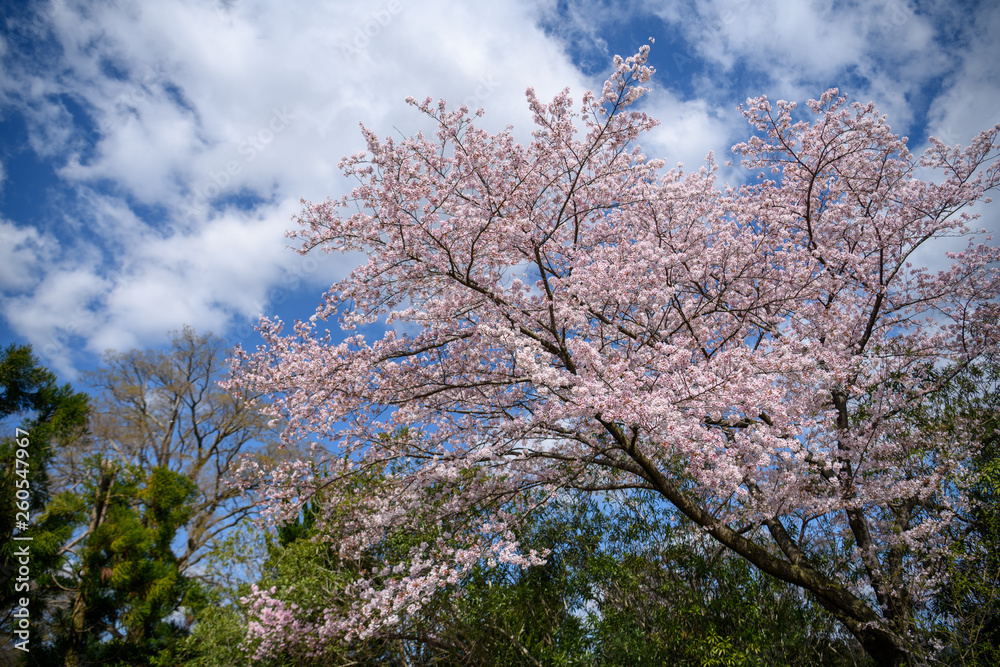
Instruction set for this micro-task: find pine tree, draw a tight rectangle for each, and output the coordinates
[36,462,199,666]
[0,345,89,657]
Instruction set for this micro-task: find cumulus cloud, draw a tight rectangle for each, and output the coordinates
[645,0,950,121]
[3,267,108,378]
[642,90,732,171]
[0,0,588,371]
[0,0,997,374]
[923,2,1000,149]
[0,220,58,293]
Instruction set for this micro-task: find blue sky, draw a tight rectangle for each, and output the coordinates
[1,0,998,381]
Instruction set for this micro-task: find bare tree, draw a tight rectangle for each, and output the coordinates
[81,326,281,570]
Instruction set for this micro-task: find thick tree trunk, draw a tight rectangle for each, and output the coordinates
[600,420,917,667]
[803,590,912,666]
[853,626,910,667]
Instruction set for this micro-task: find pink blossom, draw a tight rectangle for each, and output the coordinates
[227,45,1000,664]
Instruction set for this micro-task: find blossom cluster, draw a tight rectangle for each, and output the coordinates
[227,43,1000,659]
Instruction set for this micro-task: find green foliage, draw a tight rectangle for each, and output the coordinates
[0,343,89,532]
[545,493,863,667]
[170,520,268,667]
[453,501,595,666]
[0,345,89,655]
[0,334,284,664]
[927,360,1000,666]
[178,359,1000,666]
[172,598,250,667]
[31,461,200,666]
[183,488,868,666]
[0,344,90,447]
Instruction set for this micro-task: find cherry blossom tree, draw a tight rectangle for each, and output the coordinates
[229,46,1000,666]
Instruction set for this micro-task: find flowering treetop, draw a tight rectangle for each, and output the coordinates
[229,45,1000,665]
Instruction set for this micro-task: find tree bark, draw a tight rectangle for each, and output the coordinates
[598,418,913,666]
[65,460,116,667]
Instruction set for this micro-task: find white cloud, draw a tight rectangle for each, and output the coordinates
[916,3,1000,260]
[0,0,592,369]
[642,89,732,171]
[31,0,589,207]
[3,267,109,378]
[648,0,930,77]
[0,220,58,293]
[646,0,949,122]
[923,2,1000,150]
[1,0,997,374]
[529,0,649,70]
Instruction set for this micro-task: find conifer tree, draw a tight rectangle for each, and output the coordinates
[0,345,88,656]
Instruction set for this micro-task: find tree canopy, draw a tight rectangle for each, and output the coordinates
[0,331,282,665]
[0,344,89,655]
[231,46,1000,665]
